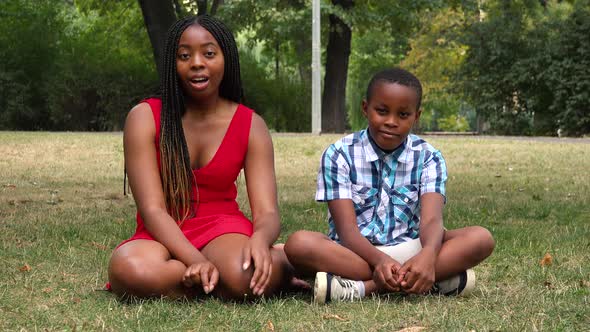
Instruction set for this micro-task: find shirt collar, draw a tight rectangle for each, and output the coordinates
[361,129,415,164]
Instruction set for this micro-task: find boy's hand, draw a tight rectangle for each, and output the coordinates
[373,256,402,292]
[183,260,219,294]
[242,234,273,296]
[398,247,436,294]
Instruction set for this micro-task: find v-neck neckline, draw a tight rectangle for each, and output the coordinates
[192,104,241,172]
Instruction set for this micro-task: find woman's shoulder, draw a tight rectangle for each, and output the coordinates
[124,100,159,138]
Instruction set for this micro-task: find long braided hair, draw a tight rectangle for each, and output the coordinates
[159,14,243,223]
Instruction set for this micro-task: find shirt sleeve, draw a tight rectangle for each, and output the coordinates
[420,149,447,199]
[316,144,352,201]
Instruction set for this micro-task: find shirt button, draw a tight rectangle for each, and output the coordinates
[404,197,409,203]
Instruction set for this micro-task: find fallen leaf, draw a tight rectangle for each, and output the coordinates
[395,327,426,332]
[543,281,554,289]
[494,174,502,178]
[540,253,553,266]
[42,287,53,293]
[72,297,81,304]
[19,264,31,272]
[322,314,348,321]
[3,184,16,188]
[579,280,590,288]
[90,241,108,251]
[265,320,275,331]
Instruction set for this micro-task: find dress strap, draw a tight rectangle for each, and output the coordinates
[226,104,253,167]
[140,98,162,146]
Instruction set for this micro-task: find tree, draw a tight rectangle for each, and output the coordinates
[137,0,177,80]
[321,0,353,133]
[456,0,590,136]
[321,0,446,132]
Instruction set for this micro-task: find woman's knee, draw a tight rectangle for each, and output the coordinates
[214,258,253,300]
[108,254,175,298]
[284,230,320,262]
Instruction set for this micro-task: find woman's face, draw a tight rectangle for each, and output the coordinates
[176,24,225,101]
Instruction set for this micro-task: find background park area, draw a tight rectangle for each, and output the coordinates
[1,0,589,331]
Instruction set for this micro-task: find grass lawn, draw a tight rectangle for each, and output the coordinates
[1,132,589,331]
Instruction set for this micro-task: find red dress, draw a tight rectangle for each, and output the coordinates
[117,98,254,250]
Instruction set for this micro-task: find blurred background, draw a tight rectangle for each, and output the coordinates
[0,0,588,136]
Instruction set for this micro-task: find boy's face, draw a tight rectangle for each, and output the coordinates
[362,82,421,151]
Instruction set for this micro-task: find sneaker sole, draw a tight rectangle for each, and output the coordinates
[459,269,476,296]
[314,272,328,304]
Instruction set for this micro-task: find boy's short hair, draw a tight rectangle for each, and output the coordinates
[365,68,423,111]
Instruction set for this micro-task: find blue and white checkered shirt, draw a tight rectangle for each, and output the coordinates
[316,129,447,246]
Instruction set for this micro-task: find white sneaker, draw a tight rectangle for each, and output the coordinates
[314,272,362,303]
[432,269,476,296]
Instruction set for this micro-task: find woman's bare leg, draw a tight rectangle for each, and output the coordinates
[200,233,293,300]
[108,239,194,299]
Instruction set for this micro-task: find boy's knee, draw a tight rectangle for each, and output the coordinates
[473,226,495,259]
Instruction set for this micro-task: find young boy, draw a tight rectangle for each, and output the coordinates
[284,68,495,303]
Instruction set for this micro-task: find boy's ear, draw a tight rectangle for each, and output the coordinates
[361,100,369,118]
[415,108,422,122]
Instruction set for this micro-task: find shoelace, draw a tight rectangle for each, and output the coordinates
[334,276,359,301]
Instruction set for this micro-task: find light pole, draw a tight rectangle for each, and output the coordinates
[311,0,321,134]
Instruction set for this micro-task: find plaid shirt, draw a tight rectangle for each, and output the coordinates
[316,129,447,246]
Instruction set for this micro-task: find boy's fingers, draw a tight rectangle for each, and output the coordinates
[403,270,419,290]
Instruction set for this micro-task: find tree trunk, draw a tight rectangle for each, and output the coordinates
[210,0,223,15]
[138,0,177,81]
[196,0,207,14]
[322,0,353,133]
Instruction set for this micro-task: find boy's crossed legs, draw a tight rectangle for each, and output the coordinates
[284,226,494,302]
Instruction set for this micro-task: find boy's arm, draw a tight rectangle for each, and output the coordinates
[399,149,447,294]
[398,193,444,293]
[329,199,403,291]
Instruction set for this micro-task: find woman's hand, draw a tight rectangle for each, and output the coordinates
[242,234,273,296]
[373,256,402,292]
[398,247,436,294]
[182,260,219,294]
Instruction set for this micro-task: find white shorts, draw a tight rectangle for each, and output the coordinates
[376,238,422,264]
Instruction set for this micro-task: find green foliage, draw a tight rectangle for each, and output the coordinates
[542,0,590,136]
[457,0,590,136]
[0,0,156,130]
[239,47,310,132]
[345,1,449,131]
[402,8,471,132]
[217,0,312,131]
[46,1,157,131]
[0,0,63,129]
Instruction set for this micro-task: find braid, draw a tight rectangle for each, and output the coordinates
[158,14,243,224]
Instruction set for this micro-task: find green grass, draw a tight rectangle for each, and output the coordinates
[1,132,589,331]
